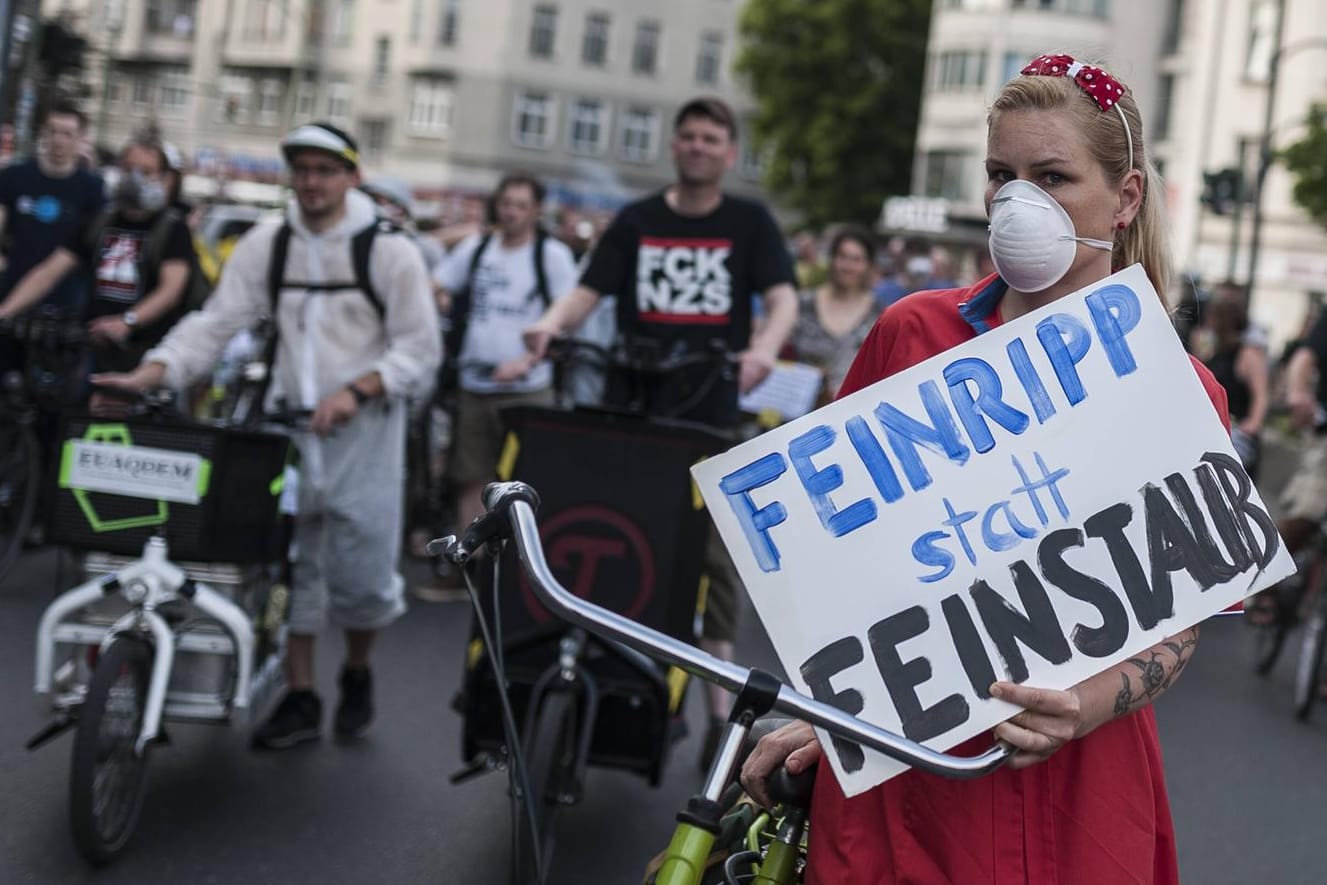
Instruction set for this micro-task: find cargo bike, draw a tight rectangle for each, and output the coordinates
[29,396,299,863]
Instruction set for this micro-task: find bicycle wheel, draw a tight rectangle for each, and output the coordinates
[70,636,154,864]
[0,422,39,582]
[512,688,579,885]
[1294,597,1327,721]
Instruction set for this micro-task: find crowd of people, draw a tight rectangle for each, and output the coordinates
[0,53,1318,881]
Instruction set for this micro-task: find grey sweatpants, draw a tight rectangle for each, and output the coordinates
[288,398,408,634]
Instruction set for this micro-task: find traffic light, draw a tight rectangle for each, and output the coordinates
[1201,168,1242,215]
[38,21,87,79]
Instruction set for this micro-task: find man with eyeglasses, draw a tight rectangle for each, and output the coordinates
[93,123,441,749]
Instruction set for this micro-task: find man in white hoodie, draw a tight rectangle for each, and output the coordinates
[92,123,441,748]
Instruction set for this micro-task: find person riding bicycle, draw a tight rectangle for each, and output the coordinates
[524,96,798,766]
[0,133,193,374]
[90,122,441,749]
[739,56,1230,884]
[427,171,579,600]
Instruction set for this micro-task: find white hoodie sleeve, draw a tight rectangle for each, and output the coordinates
[369,233,443,398]
[145,225,275,389]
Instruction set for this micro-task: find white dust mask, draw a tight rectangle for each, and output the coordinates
[986,179,1114,293]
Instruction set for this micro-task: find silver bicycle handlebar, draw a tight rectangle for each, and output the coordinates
[454,481,1010,780]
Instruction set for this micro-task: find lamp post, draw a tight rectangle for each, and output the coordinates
[1244,1,1327,308]
[93,0,124,148]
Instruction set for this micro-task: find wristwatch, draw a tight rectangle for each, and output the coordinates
[121,310,139,328]
[347,383,372,406]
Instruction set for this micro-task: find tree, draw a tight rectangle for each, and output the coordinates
[736,0,932,227]
[1281,102,1327,231]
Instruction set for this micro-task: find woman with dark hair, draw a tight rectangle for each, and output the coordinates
[789,225,882,406]
[1203,294,1267,477]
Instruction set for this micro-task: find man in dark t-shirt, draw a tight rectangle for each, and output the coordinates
[0,102,104,313]
[0,137,193,373]
[528,98,796,427]
[525,96,798,763]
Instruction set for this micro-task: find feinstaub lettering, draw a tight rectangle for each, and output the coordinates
[799,451,1278,772]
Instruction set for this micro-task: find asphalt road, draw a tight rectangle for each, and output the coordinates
[2,545,1326,884]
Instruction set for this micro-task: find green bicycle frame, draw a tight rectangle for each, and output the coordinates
[653,822,716,885]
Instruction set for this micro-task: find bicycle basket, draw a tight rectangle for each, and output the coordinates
[47,414,292,563]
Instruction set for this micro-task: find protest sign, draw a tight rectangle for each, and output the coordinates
[692,265,1295,797]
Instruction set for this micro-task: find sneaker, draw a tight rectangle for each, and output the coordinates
[335,667,374,739]
[252,690,322,750]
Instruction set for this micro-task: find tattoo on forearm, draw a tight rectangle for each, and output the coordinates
[1112,627,1200,718]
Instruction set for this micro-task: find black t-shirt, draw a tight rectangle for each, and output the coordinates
[0,159,105,311]
[67,208,194,370]
[579,192,794,426]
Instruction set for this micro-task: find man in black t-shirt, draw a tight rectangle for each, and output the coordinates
[0,101,104,315]
[525,96,797,763]
[0,137,193,373]
[527,97,796,426]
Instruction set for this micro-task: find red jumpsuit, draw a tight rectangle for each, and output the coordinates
[807,276,1229,885]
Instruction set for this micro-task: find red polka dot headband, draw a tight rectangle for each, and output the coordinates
[1020,54,1134,169]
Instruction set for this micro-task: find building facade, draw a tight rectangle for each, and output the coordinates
[1163,0,1327,343]
[48,0,765,214]
[909,0,1327,342]
[906,0,1167,266]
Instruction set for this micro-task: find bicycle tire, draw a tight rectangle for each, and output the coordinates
[69,636,154,865]
[0,423,39,583]
[512,688,578,885]
[1294,599,1327,721]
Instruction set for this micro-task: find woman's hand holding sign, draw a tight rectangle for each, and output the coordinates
[990,681,1082,769]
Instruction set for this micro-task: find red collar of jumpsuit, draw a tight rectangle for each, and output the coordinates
[806,275,1229,885]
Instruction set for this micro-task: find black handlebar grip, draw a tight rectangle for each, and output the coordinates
[460,482,542,553]
[766,763,817,809]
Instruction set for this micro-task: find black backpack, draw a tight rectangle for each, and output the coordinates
[439,229,551,396]
[251,219,394,407]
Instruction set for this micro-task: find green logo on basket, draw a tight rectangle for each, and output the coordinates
[57,424,213,533]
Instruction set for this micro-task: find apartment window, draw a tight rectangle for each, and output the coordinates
[220,75,253,122]
[326,76,351,121]
[438,0,460,46]
[294,74,317,119]
[632,20,660,75]
[409,0,423,42]
[362,119,389,157]
[922,150,971,200]
[1245,0,1277,82]
[373,37,391,81]
[132,75,153,106]
[1162,0,1184,53]
[244,0,288,41]
[740,134,767,181]
[1154,73,1175,141]
[409,77,454,136]
[568,98,608,154]
[934,50,986,91]
[159,67,190,113]
[512,91,555,149]
[529,5,557,59]
[146,0,197,36]
[257,77,285,125]
[582,12,609,66]
[619,106,659,162]
[696,31,722,85]
[1001,52,1027,84]
[331,0,354,46]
